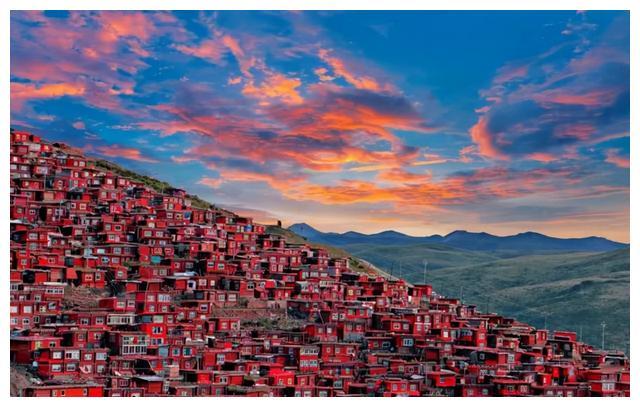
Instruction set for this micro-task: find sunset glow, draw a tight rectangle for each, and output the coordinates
[10,10,630,241]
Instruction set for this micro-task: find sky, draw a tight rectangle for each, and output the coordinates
[10,10,630,242]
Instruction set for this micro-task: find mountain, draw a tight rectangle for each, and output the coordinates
[287,223,628,253]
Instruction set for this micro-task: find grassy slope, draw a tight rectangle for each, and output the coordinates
[265,226,379,277]
[400,248,630,353]
[95,159,217,211]
[341,242,501,276]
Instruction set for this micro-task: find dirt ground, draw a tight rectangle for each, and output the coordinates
[10,365,39,397]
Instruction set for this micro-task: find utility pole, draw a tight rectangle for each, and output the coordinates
[601,321,606,350]
[579,326,583,342]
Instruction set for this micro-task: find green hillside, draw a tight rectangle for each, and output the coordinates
[341,242,501,278]
[398,248,630,353]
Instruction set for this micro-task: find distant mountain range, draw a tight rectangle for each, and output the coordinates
[288,223,628,253]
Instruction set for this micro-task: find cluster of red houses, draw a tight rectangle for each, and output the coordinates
[9,130,630,397]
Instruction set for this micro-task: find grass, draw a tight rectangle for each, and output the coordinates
[399,248,630,354]
[95,159,218,211]
[340,242,501,276]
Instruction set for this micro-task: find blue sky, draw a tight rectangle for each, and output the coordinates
[10,10,630,241]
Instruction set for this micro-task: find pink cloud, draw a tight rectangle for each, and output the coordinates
[175,39,226,64]
[604,149,629,168]
[93,144,158,163]
[318,49,388,92]
[11,82,86,110]
[469,116,508,160]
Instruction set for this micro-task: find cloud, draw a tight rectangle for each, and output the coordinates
[175,39,226,64]
[318,49,389,92]
[604,148,629,168]
[93,144,158,163]
[242,72,303,104]
[254,165,586,210]
[11,82,86,110]
[145,80,435,181]
[470,14,629,162]
[469,116,508,160]
[9,11,181,116]
[10,11,628,242]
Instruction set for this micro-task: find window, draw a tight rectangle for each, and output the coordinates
[65,350,80,360]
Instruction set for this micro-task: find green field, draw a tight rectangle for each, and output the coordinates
[391,248,630,354]
[341,242,501,279]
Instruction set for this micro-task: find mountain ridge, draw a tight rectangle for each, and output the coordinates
[288,222,628,252]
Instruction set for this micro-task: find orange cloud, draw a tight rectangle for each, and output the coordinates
[98,11,155,43]
[175,39,226,64]
[469,116,508,160]
[221,34,256,78]
[94,144,158,163]
[534,89,619,107]
[270,166,564,208]
[527,152,556,163]
[318,49,386,91]
[377,168,432,184]
[197,177,224,189]
[11,82,86,109]
[199,166,306,191]
[604,149,629,168]
[314,67,334,82]
[242,73,303,104]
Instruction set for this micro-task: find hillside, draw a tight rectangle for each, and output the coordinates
[265,225,390,278]
[94,158,220,212]
[339,242,501,276]
[288,223,628,253]
[399,248,630,353]
[292,221,630,352]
